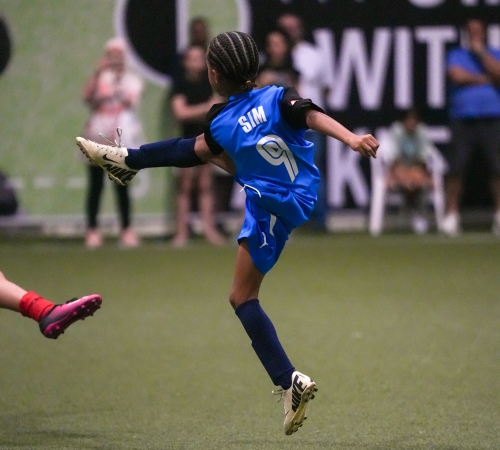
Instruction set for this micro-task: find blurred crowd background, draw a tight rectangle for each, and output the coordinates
[1,0,500,244]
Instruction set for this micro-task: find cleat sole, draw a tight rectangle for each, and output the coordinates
[285,383,318,435]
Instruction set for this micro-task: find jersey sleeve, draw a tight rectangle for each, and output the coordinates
[203,102,227,155]
[279,87,325,131]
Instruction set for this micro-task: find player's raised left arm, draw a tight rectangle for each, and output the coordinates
[305,110,379,158]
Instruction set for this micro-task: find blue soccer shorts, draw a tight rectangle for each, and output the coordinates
[237,197,292,275]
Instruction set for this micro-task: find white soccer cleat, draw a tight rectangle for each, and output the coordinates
[76,137,137,186]
[273,371,318,436]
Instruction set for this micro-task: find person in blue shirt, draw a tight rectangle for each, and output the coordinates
[76,31,379,435]
[443,19,500,237]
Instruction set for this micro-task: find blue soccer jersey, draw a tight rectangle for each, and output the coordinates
[205,85,320,229]
[204,85,321,273]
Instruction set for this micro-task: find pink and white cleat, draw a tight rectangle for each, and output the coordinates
[38,294,102,339]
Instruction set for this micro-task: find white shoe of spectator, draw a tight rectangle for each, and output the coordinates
[411,214,429,235]
[441,212,460,237]
[492,212,500,236]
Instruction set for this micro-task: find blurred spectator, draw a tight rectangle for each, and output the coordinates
[0,169,18,216]
[169,45,226,247]
[81,37,144,248]
[0,15,11,75]
[277,13,329,230]
[277,14,329,108]
[189,17,209,49]
[443,18,500,237]
[385,110,433,234]
[169,17,210,85]
[256,29,299,89]
[0,17,17,217]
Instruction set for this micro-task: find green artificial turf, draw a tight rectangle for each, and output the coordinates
[0,233,499,449]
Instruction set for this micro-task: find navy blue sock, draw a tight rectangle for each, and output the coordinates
[235,299,294,389]
[125,137,203,169]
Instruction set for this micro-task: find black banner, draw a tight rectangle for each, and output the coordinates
[251,0,499,128]
[249,0,500,208]
[117,0,500,209]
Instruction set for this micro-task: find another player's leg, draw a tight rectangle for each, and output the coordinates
[230,241,317,435]
[0,271,102,339]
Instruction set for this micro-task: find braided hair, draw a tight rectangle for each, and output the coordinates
[207,31,260,91]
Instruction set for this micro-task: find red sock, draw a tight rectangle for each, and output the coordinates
[18,291,55,322]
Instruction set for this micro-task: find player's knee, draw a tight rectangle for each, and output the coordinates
[0,271,5,281]
[228,292,239,309]
[228,291,247,309]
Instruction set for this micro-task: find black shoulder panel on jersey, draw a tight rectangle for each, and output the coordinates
[280,87,325,131]
[204,102,228,155]
[206,102,228,122]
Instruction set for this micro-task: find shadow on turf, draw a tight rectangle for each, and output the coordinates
[0,430,102,448]
[0,412,103,449]
[190,440,478,450]
[336,444,469,450]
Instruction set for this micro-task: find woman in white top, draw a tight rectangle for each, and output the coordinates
[82,37,144,248]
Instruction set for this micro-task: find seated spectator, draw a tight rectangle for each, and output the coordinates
[385,110,433,234]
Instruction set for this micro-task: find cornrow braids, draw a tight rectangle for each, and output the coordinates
[207,31,260,91]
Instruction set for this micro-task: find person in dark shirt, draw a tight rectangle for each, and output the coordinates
[169,45,225,247]
[257,29,299,89]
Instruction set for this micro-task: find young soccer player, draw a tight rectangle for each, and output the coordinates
[77,31,379,435]
[0,270,102,339]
